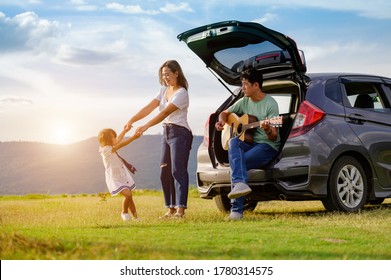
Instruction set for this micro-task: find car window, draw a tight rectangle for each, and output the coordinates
[270,94,292,114]
[214,41,290,73]
[344,82,386,110]
[383,84,391,105]
[325,79,343,105]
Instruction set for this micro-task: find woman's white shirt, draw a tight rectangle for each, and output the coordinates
[154,87,191,131]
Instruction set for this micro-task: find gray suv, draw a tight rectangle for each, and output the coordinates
[178,20,391,213]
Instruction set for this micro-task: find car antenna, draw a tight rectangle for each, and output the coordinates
[207,67,236,96]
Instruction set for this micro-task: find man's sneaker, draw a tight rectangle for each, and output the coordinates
[227,211,243,220]
[121,213,131,221]
[227,182,252,199]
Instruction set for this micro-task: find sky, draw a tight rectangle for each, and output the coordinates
[0,0,390,144]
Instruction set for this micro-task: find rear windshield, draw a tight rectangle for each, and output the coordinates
[214,41,291,73]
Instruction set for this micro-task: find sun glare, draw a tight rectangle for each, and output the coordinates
[53,124,74,145]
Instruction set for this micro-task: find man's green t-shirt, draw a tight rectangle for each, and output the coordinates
[228,95,280,151]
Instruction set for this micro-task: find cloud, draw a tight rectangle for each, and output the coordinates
[246,0,391,19]
[301,0,391,19]
[253,13,278,24]
[301,40,391,76]
[106,1,193,15]
[55,44,125,66]
[0,97,33,109]
[74,5,98,11]
[70,0,87,4]
[0,11,62,53]
[106,2,160,15]
[160,2,194,13]
[297,0,391,19]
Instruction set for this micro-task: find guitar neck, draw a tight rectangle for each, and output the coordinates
[243,120,265,130]
[243,118,281,130]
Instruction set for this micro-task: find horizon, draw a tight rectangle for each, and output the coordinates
[0,133,203,145]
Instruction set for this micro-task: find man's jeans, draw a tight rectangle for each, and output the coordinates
[161,124,193,209]
[228,137,278,213]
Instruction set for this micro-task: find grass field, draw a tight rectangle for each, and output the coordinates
[1,189,391,260]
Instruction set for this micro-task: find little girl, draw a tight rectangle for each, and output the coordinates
[98,127,141,221]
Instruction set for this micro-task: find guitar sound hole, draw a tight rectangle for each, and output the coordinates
[237,124,242,134]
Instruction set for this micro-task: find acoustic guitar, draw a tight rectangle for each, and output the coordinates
[221,113,283,150]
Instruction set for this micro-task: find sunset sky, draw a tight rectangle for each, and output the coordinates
[1,0,390,144]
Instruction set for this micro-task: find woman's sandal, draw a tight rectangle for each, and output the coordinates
[173,212,185,219]
[159,212,175,219]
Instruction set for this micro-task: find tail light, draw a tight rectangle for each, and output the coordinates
[289,101,325,138]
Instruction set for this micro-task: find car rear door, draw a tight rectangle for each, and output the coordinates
[341,75,391,192]
[177,20,307,86]
[178,21,308,167]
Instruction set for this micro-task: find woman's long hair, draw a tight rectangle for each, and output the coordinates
[158,60,188,90]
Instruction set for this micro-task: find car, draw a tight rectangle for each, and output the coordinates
[177,20,391,213]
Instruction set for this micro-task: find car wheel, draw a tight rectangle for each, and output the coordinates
[322,156,368,212]
[214,194,258,212]
[214,194,231,212]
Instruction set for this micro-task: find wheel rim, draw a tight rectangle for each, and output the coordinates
[337,164,364,208]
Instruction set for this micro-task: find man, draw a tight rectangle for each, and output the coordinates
[215,68,280,220]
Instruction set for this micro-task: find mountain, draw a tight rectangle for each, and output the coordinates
[0,135,203,195]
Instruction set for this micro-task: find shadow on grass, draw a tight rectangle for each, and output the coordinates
[251,201,391,217]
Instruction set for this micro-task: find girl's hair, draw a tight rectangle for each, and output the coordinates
[98,128,116,147]
[158,60,189,90]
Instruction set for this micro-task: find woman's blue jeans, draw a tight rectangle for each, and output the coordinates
[228,137,278,214]
[161,124,193,209]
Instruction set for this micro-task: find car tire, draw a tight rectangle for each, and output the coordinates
[214,194,258,212]
[322,156,368,212]
[214,194,231,212]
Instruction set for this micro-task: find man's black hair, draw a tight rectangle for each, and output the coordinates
[240,68,263,88]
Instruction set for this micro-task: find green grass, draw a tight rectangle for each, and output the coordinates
[1,189,391,260]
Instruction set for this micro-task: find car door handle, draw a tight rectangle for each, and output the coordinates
[347,113,367,124]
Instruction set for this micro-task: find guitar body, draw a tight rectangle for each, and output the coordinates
[221,113,283,150]
[222,113,258,150]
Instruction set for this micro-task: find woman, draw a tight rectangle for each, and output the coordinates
[125,60,193,218]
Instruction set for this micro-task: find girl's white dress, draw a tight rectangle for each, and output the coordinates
[99,145,135,196]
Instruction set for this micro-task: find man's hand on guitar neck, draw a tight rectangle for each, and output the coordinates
[260,117,272,134]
